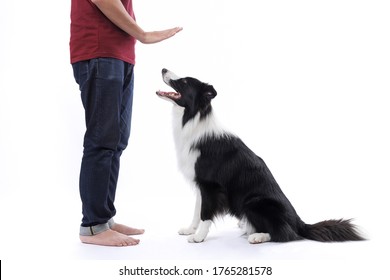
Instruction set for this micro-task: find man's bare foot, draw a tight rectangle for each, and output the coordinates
[111,222,145,235]
[80,229,140,247]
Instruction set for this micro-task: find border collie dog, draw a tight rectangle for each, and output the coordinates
[157,68,363,244]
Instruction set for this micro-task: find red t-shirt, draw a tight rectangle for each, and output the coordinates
[70,0,136,64]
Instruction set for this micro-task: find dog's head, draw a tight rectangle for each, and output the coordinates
[157,68,217,125]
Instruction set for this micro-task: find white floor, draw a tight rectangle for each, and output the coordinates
[0,176,387,279]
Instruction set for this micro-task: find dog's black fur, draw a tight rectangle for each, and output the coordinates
[157,68,363,243]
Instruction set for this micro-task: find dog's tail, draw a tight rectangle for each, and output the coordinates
[300,219,365,242]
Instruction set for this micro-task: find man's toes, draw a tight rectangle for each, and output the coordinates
[125,237,140,246]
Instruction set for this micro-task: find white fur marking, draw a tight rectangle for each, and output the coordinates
[172,107,228,182]
[248,233,271,244]
[238,217,256,235]
[163,70,180,83]
[188,220,212,243]
[178,189,201,235]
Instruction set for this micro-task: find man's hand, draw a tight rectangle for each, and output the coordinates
[141,27,183,44]
[92,0,182,44]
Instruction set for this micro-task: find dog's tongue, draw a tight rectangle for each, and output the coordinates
[157,90,174,96]
[156,90,180,99]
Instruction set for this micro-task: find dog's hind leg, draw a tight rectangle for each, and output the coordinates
[244,196,301,243]
[242,215,272,244]
[178,188,201,235]
[248,233,271,244]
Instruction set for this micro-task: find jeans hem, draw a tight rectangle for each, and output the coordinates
[79,218,115,236]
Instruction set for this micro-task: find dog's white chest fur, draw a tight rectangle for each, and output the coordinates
[172,107,226,181]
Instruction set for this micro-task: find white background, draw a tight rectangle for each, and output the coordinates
[1,0,389,279]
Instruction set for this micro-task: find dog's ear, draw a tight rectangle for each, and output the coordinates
[204,84,217,100]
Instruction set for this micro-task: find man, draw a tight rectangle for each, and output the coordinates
[70,0,182,246]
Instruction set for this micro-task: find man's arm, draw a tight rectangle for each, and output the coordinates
[91,0,182,44]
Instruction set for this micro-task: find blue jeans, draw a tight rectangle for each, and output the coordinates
[72,58,134,231]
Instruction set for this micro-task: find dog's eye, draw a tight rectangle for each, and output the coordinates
[182,79,188,84]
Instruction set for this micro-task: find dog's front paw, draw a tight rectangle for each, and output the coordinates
[187,234,205,243]
[178,227,197,235]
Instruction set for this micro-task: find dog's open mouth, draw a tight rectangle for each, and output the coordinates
[156,90,181,100]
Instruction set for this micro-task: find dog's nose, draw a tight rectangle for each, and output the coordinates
[162,68,168,74]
